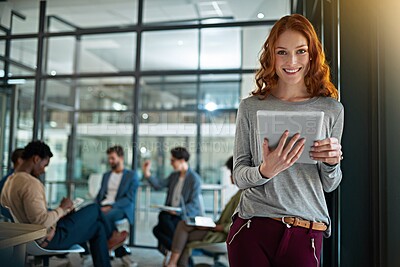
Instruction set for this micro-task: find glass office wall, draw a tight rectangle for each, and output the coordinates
[0,0,290,247]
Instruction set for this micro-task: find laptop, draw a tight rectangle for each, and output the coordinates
[185,216,216,228]
[256,110,325,164]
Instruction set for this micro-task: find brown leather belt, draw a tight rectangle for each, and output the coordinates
[272,217,327,231]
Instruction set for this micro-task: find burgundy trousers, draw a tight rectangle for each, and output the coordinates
[227,216,324,267]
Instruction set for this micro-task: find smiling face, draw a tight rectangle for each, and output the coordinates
[274,30,310,90]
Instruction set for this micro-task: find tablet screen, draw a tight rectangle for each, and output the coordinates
[256,110,324,164]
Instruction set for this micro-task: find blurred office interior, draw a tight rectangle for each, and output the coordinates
[0,0,399,266]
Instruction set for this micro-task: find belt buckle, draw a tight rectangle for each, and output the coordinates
[281,217,291,228]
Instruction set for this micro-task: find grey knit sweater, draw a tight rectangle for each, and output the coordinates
[233,94,344,236]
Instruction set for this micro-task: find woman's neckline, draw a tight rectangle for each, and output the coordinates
[268,93,320,105]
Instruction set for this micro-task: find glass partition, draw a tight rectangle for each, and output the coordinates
[141,30,199,70]
[10,39,37,71]
[47,0,138,31]
[78,77,135,110]
[80,33,137,73]
[143,0,290,24]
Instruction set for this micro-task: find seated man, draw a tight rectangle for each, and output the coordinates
[166,156,242,267]
[96,145,139,259]
[142,147,202,258]
[0,148,24,220]
[0,141,127,267]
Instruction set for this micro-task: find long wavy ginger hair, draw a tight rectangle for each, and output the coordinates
[252,14,338,100]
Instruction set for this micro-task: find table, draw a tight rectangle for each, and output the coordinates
[0,222,46,267]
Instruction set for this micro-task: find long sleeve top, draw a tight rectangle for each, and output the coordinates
[147,168,202,217]
[233,95,344,236]
[0,172,66,239]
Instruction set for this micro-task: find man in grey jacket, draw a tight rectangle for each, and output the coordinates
[142,147,202,257]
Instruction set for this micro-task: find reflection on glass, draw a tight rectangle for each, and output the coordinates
[141,77,197,109]
[200,112,236,184]
[46,36,75,74]
[0,41,5,56]
[10,39,37,71]
[47,0,138,30]
[78,77,135,110]
[4,1,40,34]
[140,111,196,124]
[9,64,35,77]
[141,75,241,110]
[242,26,272,69]
[144,0,290,24]
[199,75,241,110]
[80,33,136,73]
[16,80,35,135]
[43,79,74,107]
[43,110,71,183]
[200,28,241,69]
[141,30,199,70]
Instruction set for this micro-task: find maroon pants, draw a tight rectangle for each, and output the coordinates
[227,216,323,267]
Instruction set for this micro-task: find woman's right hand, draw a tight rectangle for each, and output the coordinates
[259,130,306,179]
[142,160,152,178]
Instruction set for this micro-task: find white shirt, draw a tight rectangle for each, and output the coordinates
[101,172,123,206]
[171,175,185,207]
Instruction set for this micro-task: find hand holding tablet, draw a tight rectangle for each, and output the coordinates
[257,110,325,164]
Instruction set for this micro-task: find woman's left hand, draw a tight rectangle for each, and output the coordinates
[310,137,343,165]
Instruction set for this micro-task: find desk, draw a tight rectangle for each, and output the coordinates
[0,222,46,267]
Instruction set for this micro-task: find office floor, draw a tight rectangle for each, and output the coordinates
[39,247,229,267]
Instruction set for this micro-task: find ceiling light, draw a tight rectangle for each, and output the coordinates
[8,79,26,84]
[257,13,265,19]
[49,121,57,128]
[112,102,127,111]
[140,147,147,153]
[205,102,217,111]
[142,113,149,120]
[50,70,57,76]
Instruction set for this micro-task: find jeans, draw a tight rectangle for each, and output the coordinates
[47,203,115,267]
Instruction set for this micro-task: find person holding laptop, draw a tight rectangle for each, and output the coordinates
[166,156,241,267]
[142,147,202,259]
[227,14,344,267]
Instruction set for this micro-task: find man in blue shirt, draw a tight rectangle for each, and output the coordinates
[96,145,139,263]
[0,148,24,220]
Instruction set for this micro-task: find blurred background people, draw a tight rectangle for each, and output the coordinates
[0,148,24,220]
[142,147,202,261]
[96,145,139,264]
[166,156,241,267]
[0,141,128,267]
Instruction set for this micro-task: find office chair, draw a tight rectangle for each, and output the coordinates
[188,242,228,267]
[6,206,84,267]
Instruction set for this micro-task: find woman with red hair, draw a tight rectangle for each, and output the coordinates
[227,14,344,267]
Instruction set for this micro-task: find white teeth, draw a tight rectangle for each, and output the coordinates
[284,68,300,73]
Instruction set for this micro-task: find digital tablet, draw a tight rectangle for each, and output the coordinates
[256,110,325,164]
[185,216,216,228]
